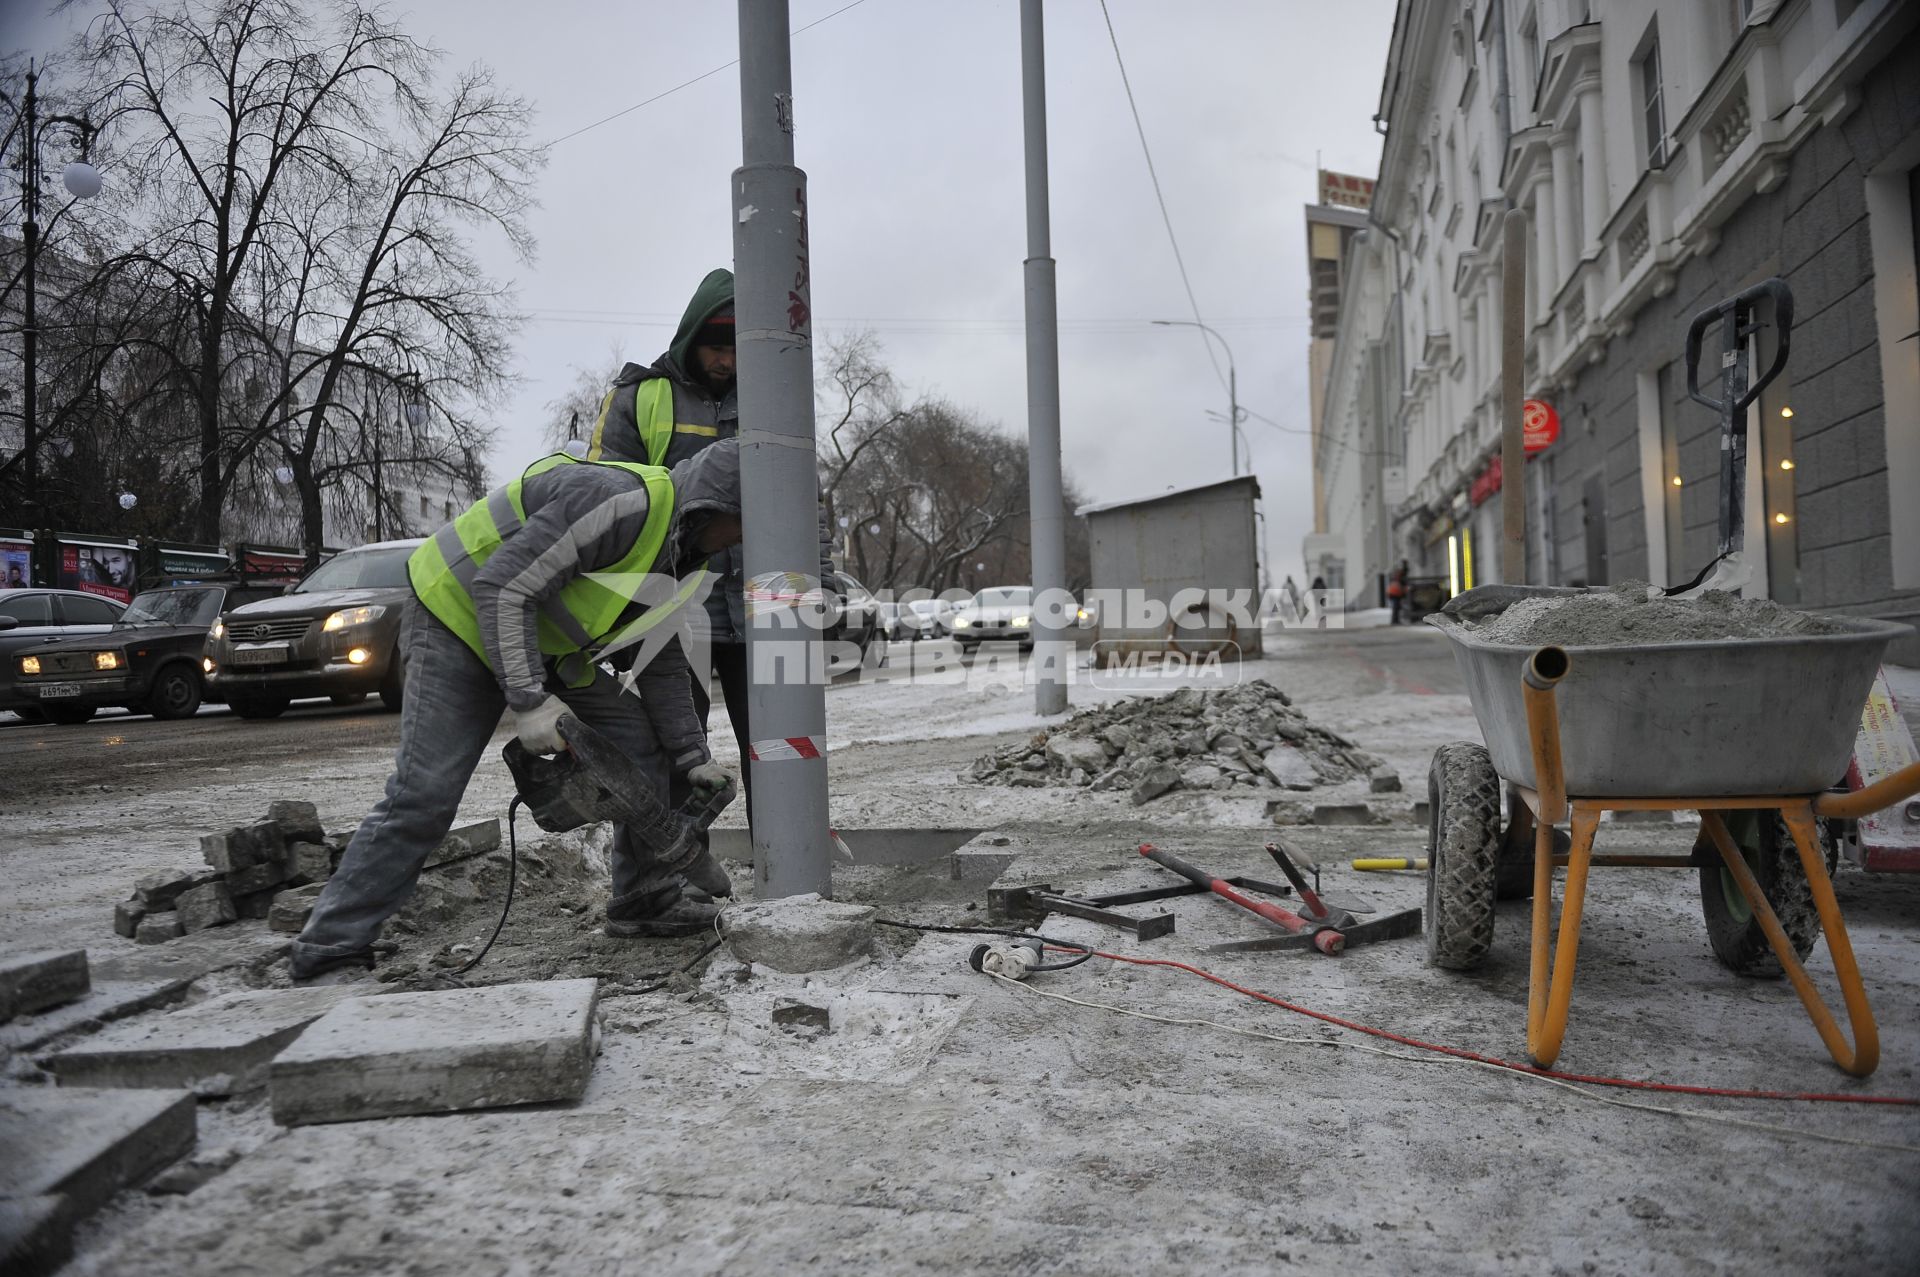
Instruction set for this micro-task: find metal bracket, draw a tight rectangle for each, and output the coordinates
[988,877,1295,941]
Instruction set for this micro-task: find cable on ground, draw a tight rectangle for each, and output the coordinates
[1049,946,1920,1110]
[993,965,1920,1155]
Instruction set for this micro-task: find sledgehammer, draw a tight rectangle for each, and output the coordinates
[1137,844,1344,955]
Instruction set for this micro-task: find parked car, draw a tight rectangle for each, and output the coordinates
[875,601,905,642]
[10,582,280,725]
[825,570,880,657]
[899,597,957,640]
[0,588,129,721]
[204,539,421,719]
[950,585,1034,652]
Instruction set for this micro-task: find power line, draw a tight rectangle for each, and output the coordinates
[1096,0,1226,396]
[546,0,871,148]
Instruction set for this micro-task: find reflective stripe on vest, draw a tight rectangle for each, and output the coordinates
[589,378,675,466]
[407,452,692,675]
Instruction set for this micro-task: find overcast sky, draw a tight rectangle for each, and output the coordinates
[10,0,1393,586]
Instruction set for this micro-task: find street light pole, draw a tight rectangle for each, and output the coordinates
[735,0,832,898]
[1152,319,1239,477]
[6,61,100,525]
[1020,0,1069,718]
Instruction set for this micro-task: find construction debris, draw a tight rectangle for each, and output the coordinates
[269,979,601,1126]
[0,1087,195,1246]
[1465,583,1849,647]
[109,804,500,946]
[41,986,365,1096]
[723,895,878,972]
[964,681,1390,801]
[0,949,90,1024]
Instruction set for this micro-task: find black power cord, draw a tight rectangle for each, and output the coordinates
[450,796,523,978]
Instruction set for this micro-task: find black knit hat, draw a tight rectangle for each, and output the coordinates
[694,301,735,348]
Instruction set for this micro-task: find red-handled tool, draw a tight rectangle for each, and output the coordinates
[1138,843,1344,955]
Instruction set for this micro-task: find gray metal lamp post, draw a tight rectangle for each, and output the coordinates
[3,60,101,523]
[1153,319,1240,477]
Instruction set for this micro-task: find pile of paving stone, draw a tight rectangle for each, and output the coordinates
[110,800,351,944]
[964,680,1397,804]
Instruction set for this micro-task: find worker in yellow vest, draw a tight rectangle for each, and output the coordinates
[290,441,743,985]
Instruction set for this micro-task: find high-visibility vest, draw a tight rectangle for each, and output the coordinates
[407,453,706,680]
[589,378,721,466]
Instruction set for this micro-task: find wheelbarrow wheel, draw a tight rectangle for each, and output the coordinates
[1696,810,1839,978]
[1426,742,1502,970]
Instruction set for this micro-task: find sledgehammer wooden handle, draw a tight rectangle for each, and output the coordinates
[1138,844,1344,955]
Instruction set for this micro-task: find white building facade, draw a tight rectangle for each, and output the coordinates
[1316,0,1920,654]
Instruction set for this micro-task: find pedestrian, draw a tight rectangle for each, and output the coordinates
[1387,560,1410,625]
[588,268,831,836]
[289,441,745,985]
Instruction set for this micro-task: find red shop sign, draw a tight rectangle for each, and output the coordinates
[1523,399,1560,454]
[1470,456,1502,507]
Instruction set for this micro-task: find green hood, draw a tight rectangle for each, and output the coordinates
[665,268,735,379]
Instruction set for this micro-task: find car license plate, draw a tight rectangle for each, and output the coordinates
[230,643,290,666]
[35,682,83,699]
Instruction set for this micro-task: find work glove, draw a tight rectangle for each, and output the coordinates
[512,695,570,755]
[685,761,736,797]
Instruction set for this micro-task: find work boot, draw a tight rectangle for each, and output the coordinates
[291,950,376,987]
[605,894,723,938]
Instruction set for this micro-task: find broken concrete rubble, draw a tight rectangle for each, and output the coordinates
[966,679,1384,802]
[0,1193,70,1277]
[134,914,183,945]
[112,901,146,939]
[130,870,216,910]
[0,949,91,1023]
[723,895,877,972]
[269,979,601,1126]
[42,985,366,1095]
[268,883,326,933]
[0,1086,195,1230]
[174,882,237,933]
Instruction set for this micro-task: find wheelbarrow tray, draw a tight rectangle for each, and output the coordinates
[1427,612,1912,797]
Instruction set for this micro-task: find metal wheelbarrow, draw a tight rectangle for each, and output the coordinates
[1425,606,1918,1076]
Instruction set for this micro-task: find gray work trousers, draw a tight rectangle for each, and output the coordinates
[292,598,678,974]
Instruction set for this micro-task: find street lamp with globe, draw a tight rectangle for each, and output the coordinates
[3,60,101,523]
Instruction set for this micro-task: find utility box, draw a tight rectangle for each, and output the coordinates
[1079,475,1263,662]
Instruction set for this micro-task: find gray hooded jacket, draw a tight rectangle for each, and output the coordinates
[464,441,742,773]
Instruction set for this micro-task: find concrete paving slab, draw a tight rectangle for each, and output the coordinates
[0,979,192,1056]
[722,895,877,972]
[0,1087,195,1221]
[269,978,599,1126]
[0,1193,72,1277]
[0,949,90,1023]
[42,985,366,1095]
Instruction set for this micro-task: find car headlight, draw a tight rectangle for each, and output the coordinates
[1076,607,1090,622]
[952,616,970,628]
[1012,615,1030,628]
[20,655,40,675]
[210,619,225,640]
[94,651,121,670]
[323,605,388,632]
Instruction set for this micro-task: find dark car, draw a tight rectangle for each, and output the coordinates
[204,539,421,719]
[0,588,128,721]
[825,570,880,658]
[10,583,278,725]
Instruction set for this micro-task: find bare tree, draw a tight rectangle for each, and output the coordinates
[540,343,628,452]
[60,0,537,556]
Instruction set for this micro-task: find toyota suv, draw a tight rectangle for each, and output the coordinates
[205,539,420,718]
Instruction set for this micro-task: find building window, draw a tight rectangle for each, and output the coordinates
[419,495,430,518]
[1634,23,1667,170]
[1519,5,1539,100]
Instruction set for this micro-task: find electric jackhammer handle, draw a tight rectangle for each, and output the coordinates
[1137,844,1343,955]
[1685,277,1795,415]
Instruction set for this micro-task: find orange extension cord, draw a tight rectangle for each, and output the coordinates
[1064,948,1920,1108]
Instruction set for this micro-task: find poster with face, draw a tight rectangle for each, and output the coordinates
[58,543,136,604]
[1,542,30,589]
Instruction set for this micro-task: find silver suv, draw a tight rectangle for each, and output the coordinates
[204,539,421,719]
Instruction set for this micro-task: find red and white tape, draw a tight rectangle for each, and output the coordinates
[749,736,825,761]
